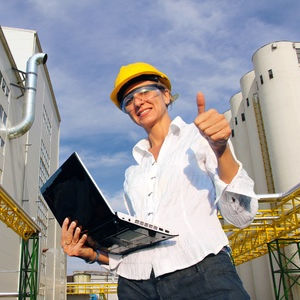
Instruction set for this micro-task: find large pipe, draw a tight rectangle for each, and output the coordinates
[6,53,47,139]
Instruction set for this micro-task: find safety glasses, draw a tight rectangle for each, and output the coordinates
[121,84,166,113]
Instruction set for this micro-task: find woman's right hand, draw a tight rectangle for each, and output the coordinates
[61,217,96,262]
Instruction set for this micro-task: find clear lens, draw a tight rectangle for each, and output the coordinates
[121,84,165,113]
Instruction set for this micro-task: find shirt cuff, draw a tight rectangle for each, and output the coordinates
[214,161,257,202]
[108,253,123,271]
[213,163,258,228]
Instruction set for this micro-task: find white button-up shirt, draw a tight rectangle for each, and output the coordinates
[108,116,258,280]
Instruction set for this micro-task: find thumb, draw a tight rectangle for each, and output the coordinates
[196,92,206,114]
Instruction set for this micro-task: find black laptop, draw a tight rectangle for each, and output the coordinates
[41,152,177,255]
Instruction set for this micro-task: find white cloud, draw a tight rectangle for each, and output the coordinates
[27,0,99,20]
[80,150,132,170]
[58,144,74,164]
[48,64,139,140]
[159,0,227,35]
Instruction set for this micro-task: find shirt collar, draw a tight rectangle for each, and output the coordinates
[132,116,186,164]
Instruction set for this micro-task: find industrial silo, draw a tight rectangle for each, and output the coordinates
[229,92,254,179]
[240,70,269,194]
[252,41,300,192]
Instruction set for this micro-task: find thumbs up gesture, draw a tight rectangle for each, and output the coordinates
[194,92,231,157]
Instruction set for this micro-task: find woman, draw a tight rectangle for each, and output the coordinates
[61,62,257,299]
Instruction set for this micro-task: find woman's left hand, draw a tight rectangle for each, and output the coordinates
[61,218,95,261]
[194,92,231,157]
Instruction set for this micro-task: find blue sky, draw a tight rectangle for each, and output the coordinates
[1,0,299,274]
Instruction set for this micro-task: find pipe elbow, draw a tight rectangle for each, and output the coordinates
[7,52,47,139]
[28,53,48,67]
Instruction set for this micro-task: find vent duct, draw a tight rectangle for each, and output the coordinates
[4,53,47,139]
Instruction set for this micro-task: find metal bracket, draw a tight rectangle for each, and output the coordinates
[11,67,26,99]
[12,67,26,81]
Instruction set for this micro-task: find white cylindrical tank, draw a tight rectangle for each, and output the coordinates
[252,41,300,192]
[231,76,275,299]
[224,109,238,155]
[229,92,254,179]
[223,110,232,124]
[240,70,269,194]
[73,272,91,294]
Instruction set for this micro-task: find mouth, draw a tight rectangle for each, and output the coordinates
[137,108,151,117]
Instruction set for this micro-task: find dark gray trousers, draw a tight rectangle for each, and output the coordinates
[117,251,250,300]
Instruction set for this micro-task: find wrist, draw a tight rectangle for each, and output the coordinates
[84,249,101,264]
[210,140,228,158]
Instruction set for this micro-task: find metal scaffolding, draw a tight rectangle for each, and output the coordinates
[221,183,300,298]
[0,186,38,240]
[223,183,300,265]
[267,239,300,300]
[18,235,40,300]
[0,186,40,299]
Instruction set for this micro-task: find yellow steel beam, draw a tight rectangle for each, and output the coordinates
[222,185,300,265]
[66,283,118,295]
[0,185,39,240]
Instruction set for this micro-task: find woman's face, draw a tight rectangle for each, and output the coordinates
[122,80,171,131]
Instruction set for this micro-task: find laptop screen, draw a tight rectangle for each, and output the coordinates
[41,153,115,231]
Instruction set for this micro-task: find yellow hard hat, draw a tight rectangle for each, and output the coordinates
[110,62,171,109]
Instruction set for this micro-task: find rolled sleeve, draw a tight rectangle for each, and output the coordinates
[214,165,258,228]
[108,253,123,271]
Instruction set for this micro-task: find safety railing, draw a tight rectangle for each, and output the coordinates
[0,185,39,240]
[222,184,300,265]
[66,282,118,295]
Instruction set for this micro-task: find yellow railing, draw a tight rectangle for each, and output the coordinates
[0,185,39,240]
[66,282,118,295]
[223,184,300,265]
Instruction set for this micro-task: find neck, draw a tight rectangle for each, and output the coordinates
[146,113,171,158]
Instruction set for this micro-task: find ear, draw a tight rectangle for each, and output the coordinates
[162,89,171,106]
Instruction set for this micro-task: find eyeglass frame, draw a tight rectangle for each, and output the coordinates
[120,84,167,113]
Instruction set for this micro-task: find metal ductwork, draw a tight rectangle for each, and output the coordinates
[5,52,47,139]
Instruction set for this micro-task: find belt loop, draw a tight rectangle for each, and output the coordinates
[222,245,231,255]
[194,260,202,273]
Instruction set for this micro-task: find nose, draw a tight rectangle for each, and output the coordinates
[133,96,146,107]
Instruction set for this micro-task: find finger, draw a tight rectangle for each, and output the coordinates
[77,234,88,247]
[194,109,220,129]
[201,118,230,137]
[72,227,81,244]
[196,92,206,114]
[61,218,70,246]
[68,221,77,232]
[62,217,70,231]
[64,221,77,243]
[209,128,231,142]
